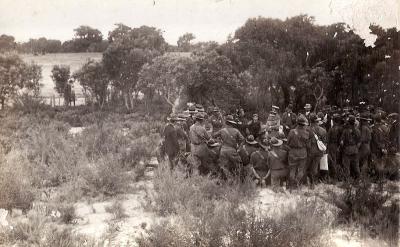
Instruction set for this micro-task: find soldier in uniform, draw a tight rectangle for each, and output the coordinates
[267,137,289,190]
[189,113,211,173]
[307,113,327,189]
[327,113,342,183]
[247,113,262,140]
[162,114,181,170]
[304,103,312,122]
[238,135,260,167]
[281,104,297,135]
[340,115,361,180]
[249,138,270,186]
[287,114,310,188]
[371,114,388,179]
[209,107,224,134]
[199,139,221,176]
[358,113,372,175]
[213,115,245,179]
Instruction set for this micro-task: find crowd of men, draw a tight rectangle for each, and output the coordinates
[160,102,400,190]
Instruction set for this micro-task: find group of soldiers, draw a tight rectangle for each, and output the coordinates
[160,102,400,190]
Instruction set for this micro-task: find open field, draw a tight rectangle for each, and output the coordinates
[21,53,102,97]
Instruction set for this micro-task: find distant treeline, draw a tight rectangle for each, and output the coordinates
[0,25,213,54]
[1,25,108,54]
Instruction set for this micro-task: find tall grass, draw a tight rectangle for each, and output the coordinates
[139,165,331,247]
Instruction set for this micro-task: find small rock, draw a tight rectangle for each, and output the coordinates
[0,209,9,226]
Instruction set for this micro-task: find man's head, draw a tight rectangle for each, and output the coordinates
[239,108,245,116]
[252,113,259,122]
[194,112,205,122]
[304,103,312,112]
[270,137,283,148]
[225,115,236,126]
[286,103,293,111]
[347,115,356,125]
[297,114,309,126]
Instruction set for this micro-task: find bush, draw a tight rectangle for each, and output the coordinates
[0,149,34,210]
[326,181,399,246]
[139,165,331,247]
[0,215,100,247]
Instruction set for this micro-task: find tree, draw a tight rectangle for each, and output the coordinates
[0,54,42,108]
[73,60,109,108]
[137,53,193,109]
[0,35,16,52]
[177,33,195,52]
[72,25,103,52]
[51,65,71,105]
[103,25,167,110]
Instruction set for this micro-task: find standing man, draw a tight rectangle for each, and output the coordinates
[307,113,327,189]
[287,114,310,188]
[327,114,342,183]
[249,138,270,186]
[281,104,297,136]
[238,135,260,167]
[189,113,211,173]
[304,103,312,122]
[268,137,289,190]
[359,114,372,175]
[209,107,224,134]
[247,113,262,140]
[371,114,388,179]
[213,115,245,179]
[340,115,361,180]
[162,114,181,170]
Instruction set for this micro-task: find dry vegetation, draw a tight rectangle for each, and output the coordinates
[0,108,398,246]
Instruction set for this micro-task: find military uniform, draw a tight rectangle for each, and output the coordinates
[163,122,180,169]
[214,124,245,178]
[281,110,297,135]
[189,120,211,171]
[327,121,342,181]
[287,121,310,187]
[359,123,372,173]
[308,122,327,187]
[268,145,289,187]
[340,120,361,180]
[247,120,262,140]
[249,149,270,183]
[238,142,259,167]
[371,120,388,177]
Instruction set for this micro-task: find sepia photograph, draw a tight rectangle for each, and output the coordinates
[0,0,399,246]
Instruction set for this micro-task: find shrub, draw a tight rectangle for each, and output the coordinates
[326,181,399,246]
[0,152,34,210]
[105,201,127,220]
[0,215,101,247]
[139,165,331,247]
[58,204,76,224]
[79,154,131,197]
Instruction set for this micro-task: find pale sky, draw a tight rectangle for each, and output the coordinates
[1,0,398,46]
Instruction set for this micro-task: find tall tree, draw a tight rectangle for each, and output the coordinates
[73,60,109,108]
[177,33,195,52]
[51,65,71,105]
[0,54,42,108]
[103,25,167,110]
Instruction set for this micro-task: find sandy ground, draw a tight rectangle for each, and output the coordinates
[69,168,394,247]
[2,163,396,247]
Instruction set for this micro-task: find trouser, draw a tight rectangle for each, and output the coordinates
[342,154,360,180]
[359,153,370,176]
[288,158,307,187]
[219,146,242,179]
[189,143,208,175]
[271,169,289,187]
[307,155,322,186]
[167,153,178,170]
[328,144,339,180]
